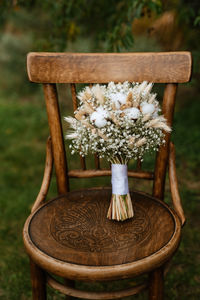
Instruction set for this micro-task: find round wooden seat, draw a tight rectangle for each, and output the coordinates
[23,187,181,281]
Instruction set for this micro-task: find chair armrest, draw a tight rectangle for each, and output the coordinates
[31,137,53,213]
[168,142,186,226]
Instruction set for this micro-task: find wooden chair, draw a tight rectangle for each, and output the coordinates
[23,52,192,299]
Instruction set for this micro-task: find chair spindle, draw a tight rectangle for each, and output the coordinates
[153,83,177,200]
[136,159,142,171]
[70,83,86,170]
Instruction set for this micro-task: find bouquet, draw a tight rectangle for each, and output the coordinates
[64,81,171,221]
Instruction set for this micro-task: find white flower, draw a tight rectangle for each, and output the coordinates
[109,92,127,109]
[90,107,108,128]
[96,106,108,118]
[124,107,140,119]
[152,111,159,118]
[140,102,155,115]
[65,81,170,162]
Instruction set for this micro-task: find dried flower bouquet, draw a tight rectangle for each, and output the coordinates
[65,81,171,221]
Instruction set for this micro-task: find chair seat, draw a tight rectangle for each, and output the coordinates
[23,187,181,281]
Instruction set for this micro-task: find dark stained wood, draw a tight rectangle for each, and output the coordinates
[80,157,86,170]
[68,169,154,179]
[79,155,86,170]
[169,142,186,225]
[149,267,164,300]
[70,83,78,111]
[47,274,147,299]
[30,260,46,300]
[136,159,142,171]
[24,51,191,298]
[27,52,192,84]
[70,83,86,170]
[85,83,100,170]
[31,137,53,213]
[29,188,174,266]
[153,83,177,199]
[23,187,182,281]
[94,154,100,169]
[64,278,74,300]
[43,84,69,194]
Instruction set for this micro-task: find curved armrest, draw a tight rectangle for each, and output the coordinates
[31,137,53,213]
[169,142,186,226]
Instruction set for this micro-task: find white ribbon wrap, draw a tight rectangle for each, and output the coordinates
[111,164,129,195]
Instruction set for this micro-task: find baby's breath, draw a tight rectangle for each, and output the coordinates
[64,81,171,163]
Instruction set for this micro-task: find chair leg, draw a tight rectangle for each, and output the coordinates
[64,279,75,300]
[148,267,164,300]
[30,259,47,300]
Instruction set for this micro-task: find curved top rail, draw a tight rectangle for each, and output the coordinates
[27,52,192,84]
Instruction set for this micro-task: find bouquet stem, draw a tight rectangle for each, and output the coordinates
[107,193,134,221]
[107,162,134,221]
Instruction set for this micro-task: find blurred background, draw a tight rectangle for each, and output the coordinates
[0,0,199,299]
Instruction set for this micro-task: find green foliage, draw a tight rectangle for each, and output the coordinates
[0,0,162,98]
[0,0,162,52]
[0,1,200,299]
[178,0,200,27]
[0,83,200,299]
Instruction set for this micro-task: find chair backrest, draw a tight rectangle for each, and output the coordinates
[27,52,192,199]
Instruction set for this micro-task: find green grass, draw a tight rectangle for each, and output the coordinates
[0,82,200,299]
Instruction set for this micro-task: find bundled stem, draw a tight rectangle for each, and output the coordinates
[107,157,134,221]
[107,193,134,221]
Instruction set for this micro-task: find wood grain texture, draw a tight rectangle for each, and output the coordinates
[47,274,147,299]
[70,83,78,111]
[30,260,46,300]
[136,159,142,171]
[24,51,192,298]
[94,154,100,169]
[153,83,177,199]
[149,267,164,300]
[70,83,86,170]
[23,187,182,281]
[68,169,154,179]
[27,52,192,84]
[29,188,174,265]
[43,84,69,194]
[169,142,186,226]
[31,137,53,213]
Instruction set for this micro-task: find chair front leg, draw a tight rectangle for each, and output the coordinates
[30,259,47,300]
[148,267,164,300]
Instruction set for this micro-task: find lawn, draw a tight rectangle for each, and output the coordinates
[0,80,200,299]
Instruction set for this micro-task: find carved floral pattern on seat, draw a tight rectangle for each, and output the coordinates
[50,199,151,253]
[29,188,175,266]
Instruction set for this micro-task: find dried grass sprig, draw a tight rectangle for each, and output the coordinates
[65,81,172,221]
[93,84,105,105]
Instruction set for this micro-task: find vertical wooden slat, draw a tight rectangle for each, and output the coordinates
[136,159,142,171]
[94,153,100,169]
[70,83,86,170]
[80,155,86,170]
[153,83,177,199]
[89,83,101,169]
[43,83,69,194]
[70,83,78,111]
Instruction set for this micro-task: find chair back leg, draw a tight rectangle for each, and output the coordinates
[149,267,164,300]
[30,260,47,300]
[64,279,75,300]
